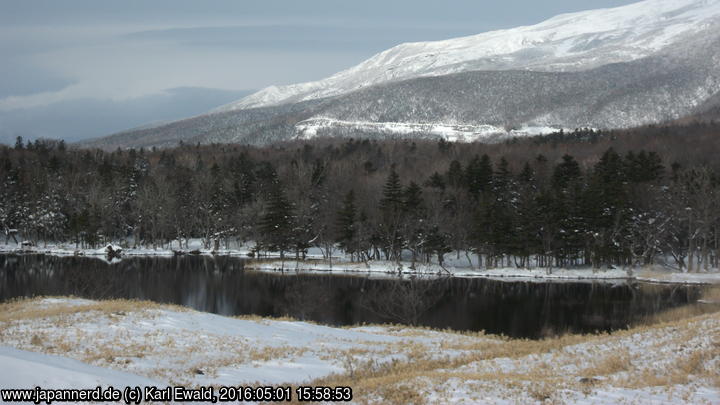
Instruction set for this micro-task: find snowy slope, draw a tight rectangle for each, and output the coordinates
[218,0,720,111]
[0,346,158,389]
[0,298,472,387]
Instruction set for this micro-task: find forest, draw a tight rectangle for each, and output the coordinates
[2,121,720,271]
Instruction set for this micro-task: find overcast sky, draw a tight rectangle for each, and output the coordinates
[0,0,638,142]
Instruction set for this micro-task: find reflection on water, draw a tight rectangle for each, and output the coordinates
[0,254,703,338]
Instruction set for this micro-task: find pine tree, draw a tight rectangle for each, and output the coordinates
[379,166,404,260]
[585,148,631,267]
[518,162,535,184]
[229,153,256,206]
[31,183,67,244]
[552,154,581,190]
[626,150,664,183]
[425,225,451,266]
[470,200,493,268]
[402,182,426,266]
[551,154,585,266]
[464,154,493,200]
[380,166,403,213]
[335,190,358,259]
[487,157,515,266]
[446,160,463,188]
[258,182,295,259]
[513,164,541,267]
[425,172,446,191]
[209,163,231,215]
[402,182,424,215]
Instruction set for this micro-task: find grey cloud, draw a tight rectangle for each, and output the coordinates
[0,61,73,98]
[0,87,253,143]
[124,24,482,52]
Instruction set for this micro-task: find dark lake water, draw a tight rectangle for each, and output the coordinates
[0,254,704,338]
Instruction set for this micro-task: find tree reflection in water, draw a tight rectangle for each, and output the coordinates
[360,275,448,326]
[0,254,704,338]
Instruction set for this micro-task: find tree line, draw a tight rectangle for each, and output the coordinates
[2,125,720,271]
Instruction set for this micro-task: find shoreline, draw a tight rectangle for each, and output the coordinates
[245,260,719,286]
[2,244,719,285]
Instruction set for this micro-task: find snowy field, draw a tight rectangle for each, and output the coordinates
[1,297,719,404]
[3,240,720,285]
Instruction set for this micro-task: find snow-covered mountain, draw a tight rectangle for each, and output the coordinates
[83,0,720,149]
[218,0,720,111]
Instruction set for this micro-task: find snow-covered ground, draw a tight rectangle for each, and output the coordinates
[0,346,159,391]
[245,259,634,282]
[1,297,718,404]
[250,259,720,285]
[3,240,720,285]
[636,267,720,285]
[293,117,566,142]
[0,298,490,389]
[0,240,255,258]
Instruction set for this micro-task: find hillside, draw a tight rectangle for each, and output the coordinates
[81,0,720,149]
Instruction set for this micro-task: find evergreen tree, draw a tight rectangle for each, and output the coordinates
[552,154,581,190]
[379,166,404,260]
[446,160,464,188]
[402,181,426,266]
[551,155,586,266]
[380,166,403,212]
[425,172,446,191]
[487,157,515,266]
[425,225,451,266]
[258,183,295,259]
[469,199,493,267]
[335,190,358,259]
[1,130,717,271]
[511,162,540,267]
[518,162,535,184]
[626,150,664,183]
[402,182,424,215]
[464,154,493,199]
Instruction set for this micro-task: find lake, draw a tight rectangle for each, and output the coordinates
[0,254,704,338]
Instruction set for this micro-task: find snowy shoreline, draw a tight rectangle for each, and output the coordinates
[245,260,720,286]
[2,243,720,285]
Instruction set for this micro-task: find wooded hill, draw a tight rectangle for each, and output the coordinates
[2,121,720,271]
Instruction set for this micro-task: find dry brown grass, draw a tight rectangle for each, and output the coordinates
[0,296,186,323]
[29,334,43,346]
[3,295,719,404]
[298,334,589,403]
[646,303,720,325]
[233,313,299,322]
[0,297,250,385]
[300,307,720,404]
[580,348,632,377]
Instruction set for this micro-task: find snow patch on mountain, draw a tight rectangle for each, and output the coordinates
[217,0,720,112]
[294,118,565,142]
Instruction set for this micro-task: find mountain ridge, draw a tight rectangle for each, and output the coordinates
[217,0,720,111]
[81,0,720,149]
